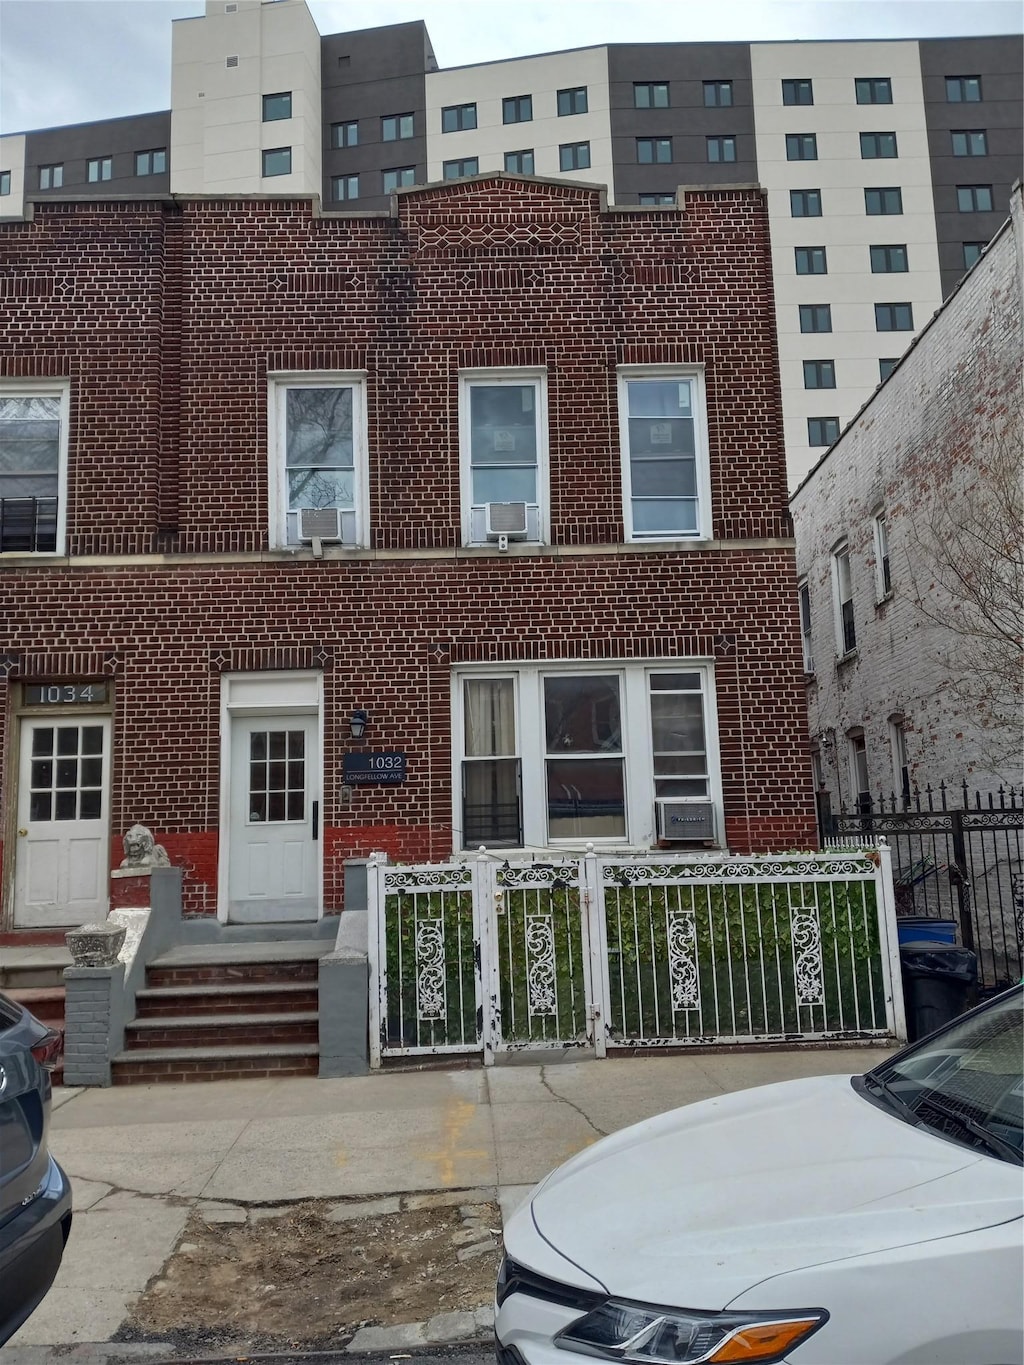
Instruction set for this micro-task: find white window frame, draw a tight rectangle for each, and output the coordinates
[873,510,891,599]
[889,717,910,807]
[267,372,369,550]
[831,540,856,656]
[848,730,870,813]
[617,366,711,542]
[0,378,70,557]
[451,661,722,853]
[459,369,548,547]
[798,578,814,673]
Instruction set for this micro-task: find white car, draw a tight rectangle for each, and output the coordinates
[496,985,1023,1365]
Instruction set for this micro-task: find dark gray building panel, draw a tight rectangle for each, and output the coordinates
[25,112,171,200]
[919,36,1023,296]
[608,44,756,199]
[321,21,434,212]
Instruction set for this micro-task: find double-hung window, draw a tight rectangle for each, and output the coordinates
[873,511,891,598]
[460,371,547,546]
[832,542,856,655]
[618,369,709,541]
[799,580,814,673]
[269,375,368,549]
[0,382,69,554]
[455,664,719,849]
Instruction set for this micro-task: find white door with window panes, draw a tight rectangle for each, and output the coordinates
[14,717,111,926]
[227,716,319,921]
[455,665,720,850]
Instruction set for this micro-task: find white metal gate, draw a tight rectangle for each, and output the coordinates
[368,845,903,1065]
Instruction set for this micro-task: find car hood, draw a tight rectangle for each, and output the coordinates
[528,1074,1022,1309]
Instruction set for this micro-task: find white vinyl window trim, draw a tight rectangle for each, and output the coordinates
[451,661,722,853]
[873,510,891,600]
[459,369,549,547]
[617,366,711,542]
[267,372,369,550]
[0,378,70,556]
[831,541,856,656]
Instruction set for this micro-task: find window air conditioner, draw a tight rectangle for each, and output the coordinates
[656,799,717,843]
[485,502,529,539]
[298,507,343,543]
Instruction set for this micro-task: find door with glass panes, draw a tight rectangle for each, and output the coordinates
[14,717,111,926]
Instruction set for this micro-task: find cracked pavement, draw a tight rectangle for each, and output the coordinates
[8,1045,893,1352]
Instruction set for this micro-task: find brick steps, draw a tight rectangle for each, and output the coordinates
[110,1043,319,1084]
[125,1010,319,1049]
[134,981,317,1017]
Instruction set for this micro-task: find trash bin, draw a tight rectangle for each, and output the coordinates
[896,917,958,946]
[899,940,978,1042]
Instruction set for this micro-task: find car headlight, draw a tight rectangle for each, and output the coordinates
[556,1299,828,1364]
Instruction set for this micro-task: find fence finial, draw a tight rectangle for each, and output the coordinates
[477,845,489,862]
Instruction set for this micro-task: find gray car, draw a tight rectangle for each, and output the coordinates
[0,990,73,1345]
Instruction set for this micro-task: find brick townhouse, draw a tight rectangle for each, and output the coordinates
[0,174,817,931]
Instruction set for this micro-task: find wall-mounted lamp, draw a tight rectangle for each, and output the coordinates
[349,708,368,740]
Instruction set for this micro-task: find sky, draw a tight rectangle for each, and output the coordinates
[1,0,1021,135]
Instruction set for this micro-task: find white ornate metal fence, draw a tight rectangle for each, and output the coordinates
[367,845,904,1066]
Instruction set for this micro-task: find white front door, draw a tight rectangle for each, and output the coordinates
[14,717,111,927]
[227,715,319,922]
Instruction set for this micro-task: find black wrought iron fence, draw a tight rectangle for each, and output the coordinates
[827,782,1023,991]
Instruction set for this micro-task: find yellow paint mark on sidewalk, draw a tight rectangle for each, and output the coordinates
[422,1098,486,1186]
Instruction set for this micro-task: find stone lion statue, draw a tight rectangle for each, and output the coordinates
[120,823,170,869]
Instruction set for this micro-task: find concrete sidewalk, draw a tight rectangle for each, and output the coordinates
[10,1044,893,1354]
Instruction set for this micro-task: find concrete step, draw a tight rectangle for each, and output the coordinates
[0,947,73,991]
[134,981,317,1017]
[125,1010,319,1050]
[146,940,326,989]
[111,1042,319,1084]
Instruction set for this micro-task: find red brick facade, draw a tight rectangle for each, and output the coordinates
[0,178,816,921]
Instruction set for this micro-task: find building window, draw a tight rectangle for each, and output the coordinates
[860,131,898,159]
[382,113,414,141]
[460,371,548,547]
[618,369,709,541]
[849,732,871,814]
[794,245,827,275]
[134,148,167,176]
[332,174,359,202]
[951,129,988,157]
[782,78,814,105]
[444,157,479,180]
[786,133,817,161]
[639,193,675,206]
[269,375,368,550]
[332,121,358,148]
[790,188,822,217]
[634,82,669,109]
[957,184,994,212]
[856,77,892,104]
[455,664,718,849]
[0,385,68,553]
[864,185,903,215]
[504,149,535,175]
[879,357,898,381]
[382,166,415,192]
[637,137,672,164]
[503,95,533,124]
[703,80,733,107]
[890,719,910,807]
[873,510,891,598]
[86,156,112,183]
[557,86,588,117]
[870,244,909,272]
[799,580,814,673]
[38,164,63,190]
[262,92,291,122]
[261,147,291,177]
[962,241,986,268]
[808,416,840,447]
[442,103,477,133]
[559,142,591,171]
[0,170,11,195]
[832,543,856,655]
[706,135,736,163]
[803,360,836,390]
[799,304,832,333]
[874,302,914,331]
[946,75,982,103]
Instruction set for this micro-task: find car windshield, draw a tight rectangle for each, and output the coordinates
[857,986,1023,1164]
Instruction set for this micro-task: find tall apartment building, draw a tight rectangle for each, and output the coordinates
[1,1,1020,484]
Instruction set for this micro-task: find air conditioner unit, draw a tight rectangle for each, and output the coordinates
[298,507,343,543]
[656,799,717,843]
[485,502,529,540]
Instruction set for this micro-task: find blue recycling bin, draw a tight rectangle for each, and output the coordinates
[896,916,957,946]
